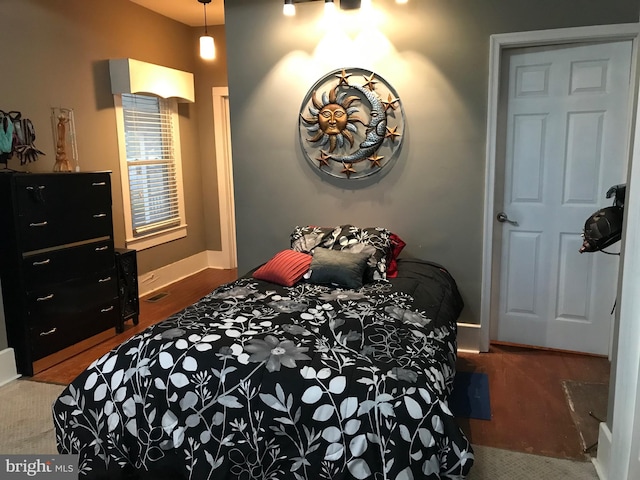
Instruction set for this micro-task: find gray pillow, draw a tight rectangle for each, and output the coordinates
[308,248,370,289]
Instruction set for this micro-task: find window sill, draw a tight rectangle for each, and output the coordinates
[126,224,187,251]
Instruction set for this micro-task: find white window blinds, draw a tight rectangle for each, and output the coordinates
[122,93,180,236]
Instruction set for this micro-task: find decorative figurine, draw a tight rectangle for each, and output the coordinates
[51,107,79,172]
[53,115,71,172]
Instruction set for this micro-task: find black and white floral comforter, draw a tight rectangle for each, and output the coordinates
[53,258,473,480]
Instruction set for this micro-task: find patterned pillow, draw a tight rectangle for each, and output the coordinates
[291,225,393,282]
[290,225,338,253]
[252,249,313,287]
[307,248,370,289]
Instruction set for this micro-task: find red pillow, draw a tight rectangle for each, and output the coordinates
[386,233,406,278]
[253,250,313,287]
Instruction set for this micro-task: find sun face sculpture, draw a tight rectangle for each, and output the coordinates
[298,68,405,180]
[300,86,363,153]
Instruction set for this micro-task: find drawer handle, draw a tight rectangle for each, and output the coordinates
[95,246,109,252]
[93,213,107,218]
[32,259,51,266]
[39,327,57,336]
[29,221,48,227]
[92,182,107,186]
[37,294,54,302]
[26,185,46,190]
[98,276,112,283]
[101,306,114,313]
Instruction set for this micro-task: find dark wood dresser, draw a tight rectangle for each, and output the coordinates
[0,171,119,376]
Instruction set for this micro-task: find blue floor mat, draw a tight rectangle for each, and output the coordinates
[449,371,491,420]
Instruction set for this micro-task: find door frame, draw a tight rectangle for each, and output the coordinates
[211,87,237,269]
[480,23,640,353]
[607,85,640,480]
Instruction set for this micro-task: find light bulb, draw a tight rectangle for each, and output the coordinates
[325,0,336,14]
[200,35,215,60]
[283,0,295,16]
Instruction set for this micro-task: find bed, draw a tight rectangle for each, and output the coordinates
[53,225,474,479]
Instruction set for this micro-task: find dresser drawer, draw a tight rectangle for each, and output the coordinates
[23,240,114,289]
[27,270,118,317]
[14,172,111,207]
[18,210,113,253]
[29,298,119,360]
[15,173,112,252]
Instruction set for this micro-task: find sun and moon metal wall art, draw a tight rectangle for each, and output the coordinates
[299,67,405,179]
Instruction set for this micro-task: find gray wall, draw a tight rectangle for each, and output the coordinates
[225,0,638,325]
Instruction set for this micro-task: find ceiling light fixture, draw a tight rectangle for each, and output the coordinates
[283,0,296,16]
[198,0,215,60]
[282,0,371,16]
[325,0,336,14]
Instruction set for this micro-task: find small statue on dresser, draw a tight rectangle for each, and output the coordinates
[53,114,72,172]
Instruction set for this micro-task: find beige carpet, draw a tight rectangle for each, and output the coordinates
[0,379,65,454]
[0,379,599,479]
[468,445,599,480]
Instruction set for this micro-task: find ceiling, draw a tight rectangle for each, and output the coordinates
[130,0,225,27]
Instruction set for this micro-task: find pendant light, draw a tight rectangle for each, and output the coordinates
[324,0,336,14]
[283,0,296,16]
[198,0,215,60]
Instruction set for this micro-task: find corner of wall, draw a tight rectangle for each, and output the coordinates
[137,250,235,298]
[457,323,482,353]
[137,251,210,297]
[0,348,20,387]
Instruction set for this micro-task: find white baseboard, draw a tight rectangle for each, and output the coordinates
[593,422,612,480]
[207,249,236,271]
[0,348,20,387]
[137,250,233,297]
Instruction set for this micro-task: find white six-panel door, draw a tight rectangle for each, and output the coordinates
[495,40,632,355]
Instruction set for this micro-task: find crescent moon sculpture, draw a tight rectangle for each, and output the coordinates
[328,84,387,165]
[298,68,405,180]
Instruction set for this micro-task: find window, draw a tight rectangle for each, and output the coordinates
[114,93,186,250]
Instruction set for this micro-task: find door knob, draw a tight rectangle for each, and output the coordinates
[497,212,519,226]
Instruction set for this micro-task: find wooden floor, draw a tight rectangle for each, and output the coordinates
[32,268,610,461]
[456,344,609,461]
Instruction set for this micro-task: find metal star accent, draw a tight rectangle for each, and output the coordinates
[362,73,378,91]
[341,162,357,178]
[317,151,331,167]
[368,154,384,168]
[385,126,401,142]
[382,93,400,112]
[335,69,352,86]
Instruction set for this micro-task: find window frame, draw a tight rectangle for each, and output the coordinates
[114,93,187,251]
